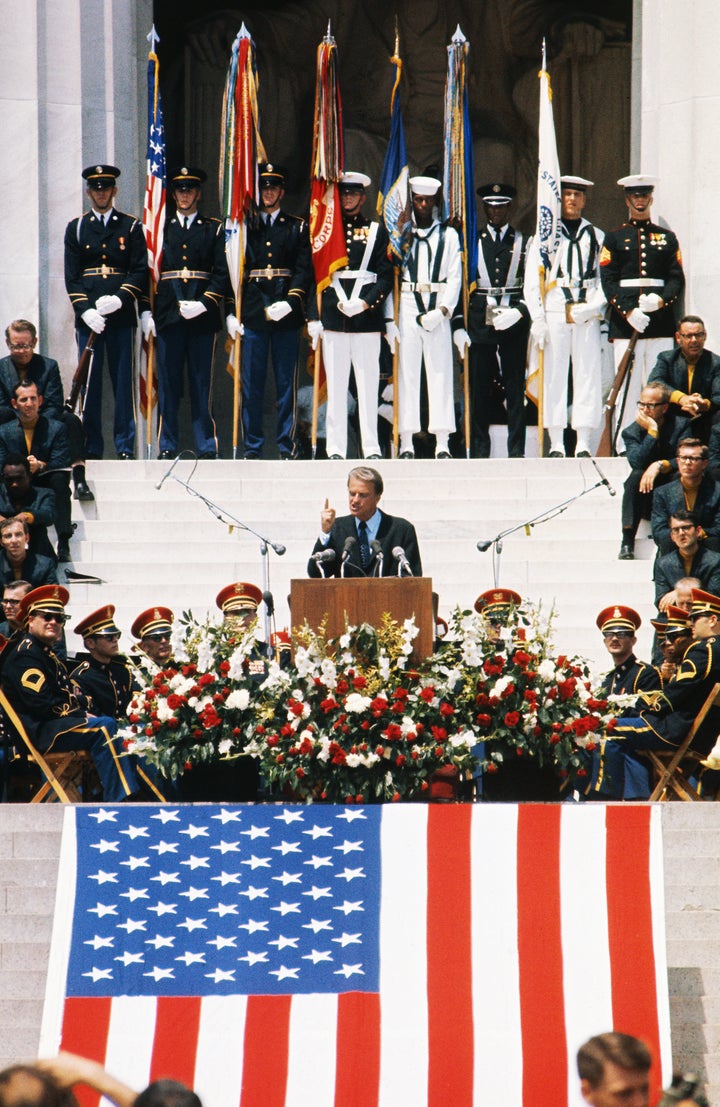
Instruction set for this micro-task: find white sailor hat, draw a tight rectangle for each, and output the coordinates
[617,174,657,192]
[340,172,371,189]
[561,175,594,190]
[409,175,442,196]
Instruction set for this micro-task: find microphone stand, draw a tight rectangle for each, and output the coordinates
[477,465,610,587]
[157,455,286,642]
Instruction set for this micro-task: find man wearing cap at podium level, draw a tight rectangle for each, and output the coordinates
[397,176,462,460]
[71,605,136,720]
[0,585,152,802]
[231,163,312,460]
[587,589,720,799]
[64,164,147,460]
[307,172,392,461]
[474,588,523,644]
[145,167,229,460]
[216,582,273,669]
[129,607,176,681]
[599,175,684,441]
[454,184,529,458]
[525,176,605,458]
[596,605,660,696]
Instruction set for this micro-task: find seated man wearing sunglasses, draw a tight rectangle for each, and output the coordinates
[0,585,161,801]
[129,606,175,680]
[71,604,135,720]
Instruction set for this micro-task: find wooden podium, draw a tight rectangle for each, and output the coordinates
[290,577,434,661]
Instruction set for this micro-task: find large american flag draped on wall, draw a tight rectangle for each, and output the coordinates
[41,805,670,1107]
[139,28,165,420]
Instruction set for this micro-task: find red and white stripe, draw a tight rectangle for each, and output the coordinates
[42,805,670,1107]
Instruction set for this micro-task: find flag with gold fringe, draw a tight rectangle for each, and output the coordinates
[309,23,347,293]
[377,35,411,263]
[139,26,165,421]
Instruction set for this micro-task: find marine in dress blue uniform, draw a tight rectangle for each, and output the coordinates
[150,167,230,458]
[233,164,312,460]
[64,165,147,459]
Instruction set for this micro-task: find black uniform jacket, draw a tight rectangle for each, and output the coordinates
[71,652,136,718]
[241,210,312,332]
[1,633,91,747]
[466,225,529,344]
[153,213,230,333]
[310,214,393,333]
[64,209,147,328]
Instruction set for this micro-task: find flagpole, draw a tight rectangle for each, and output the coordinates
[142,25,165,460]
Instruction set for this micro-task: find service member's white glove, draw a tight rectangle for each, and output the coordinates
[420,308,444,332]
[570,302,598,325]
[226,313,243,339]
[338,298,366,318]
[626,307,650,333]
[638,292,663,313]
[81,308,106,334]
[530,316,549,348]
[493,306,522,331]
[307,320,324,350]
[179,300,208,320]
[384,321,400,353]
[140,311,156,339]
[265,300,293,322]
[453,328,471,356]
[96,294,123,316]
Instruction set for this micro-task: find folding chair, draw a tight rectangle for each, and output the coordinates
[0,688,94,803]
[644,681,720,801]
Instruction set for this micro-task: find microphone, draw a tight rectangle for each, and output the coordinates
[392,545,413,577]
[477,539,493,553]
[591,456,616,497]
[341,536,358,578]
[155,454,179,490]
[370,539,383,577]
[311,548,336,565]
[271,542,287,556]
[262,590,275,617]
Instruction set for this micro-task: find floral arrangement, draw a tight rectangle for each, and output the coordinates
[119,601,621,801]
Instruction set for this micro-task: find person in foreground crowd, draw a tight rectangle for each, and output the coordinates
[0,1053,202,1107]
[599,174,685,439]
[71,604,135,719]
[308,170,391,461]
[587,587,720,799]
[596,604,660,695]
[397,175,461,460]
[0,580,31,639]
[651,438,720,554]
[0,319,93,501]
[308,465,422,578]
[0,518,57,588]
[129,606,176,678]
[0,455,57,559]
[619,381,690,560]
[64,164,147,460]
[454,182,529,459]
[576,1031,652,1107]
[655,510,720,610]
[234,162,312,460]
[0,585,158,801]
[148,166,229,460]
[525,175,605,458]
[648,314,720,442]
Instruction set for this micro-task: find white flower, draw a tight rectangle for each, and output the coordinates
[493,675,513,698]
[449,730,473,751]
[226,688,250,711]
[194,695,212,713]
[294,646,315,678]
[169,673,195,695]
[537,659,557,681]
[316,736,331,763]
[339,633,351,650]
[155,699,176,723]
[344,692,371,714]
[400,715,418,738]
[218,738,233,756]
[320,657,338,689]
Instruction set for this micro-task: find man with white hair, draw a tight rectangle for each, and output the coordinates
[396,175,462,459]
[307,171,392,461]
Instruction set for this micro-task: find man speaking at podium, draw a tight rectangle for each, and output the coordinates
[307,466,422,578]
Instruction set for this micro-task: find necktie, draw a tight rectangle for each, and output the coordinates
[183,217,189,231]
[358,521,371,569]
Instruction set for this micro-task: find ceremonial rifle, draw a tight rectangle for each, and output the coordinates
[65,333,96,414]
[596,330,640,457]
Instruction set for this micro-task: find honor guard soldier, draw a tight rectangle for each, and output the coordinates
[595,604,660,695]
[307,171,392,461]
[600,175,685,440]
[0,585,157,801]
[64,164,147,460]
[71,605,135,720]
[455,184,530,458]
[397,176,462,459]
[525,176,606,458]
[130,606,175,680]
[144,167,230,459]
[228,163,312,460]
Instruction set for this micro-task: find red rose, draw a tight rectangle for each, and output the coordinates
[267,735,279,747]
[476,713,492,727]
[420,687,435,702]
[198,672,215,687]
[353,675,367,689]
[439,702,454,716]
[295,767,305,779]
[395,754,406,767]
[504,711,520,727]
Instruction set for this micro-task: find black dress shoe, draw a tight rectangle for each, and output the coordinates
[576,449,591,458]
[158,450,174,460]
[436,450,452,459]
[328,454,343,460]
[199,452,217,460]
[618,543,635,561]
[548,450,564,458]
[399,450,414,459]
[73,480,94,502]
[118,451,133,460]
[365,454,382,460]
[56,538,71,563]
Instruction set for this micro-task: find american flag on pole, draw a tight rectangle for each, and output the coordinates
[140,26,165,419]
[41,804,669,1107]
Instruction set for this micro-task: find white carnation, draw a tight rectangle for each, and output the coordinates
[344,692,371,713]
[226,688,250,711]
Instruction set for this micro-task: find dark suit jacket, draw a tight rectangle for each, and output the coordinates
[308,511,422,578]
[651,473,720,551]
[0,415,70,472]
[654,546,720,603]
[621,408,691,471]
[0,550,58,587]
[648,347,720,409]
[0,354,65,423]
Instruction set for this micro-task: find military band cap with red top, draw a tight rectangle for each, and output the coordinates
[650,614,667,638]
[339,172,371,190]
[664,605,693,635]
[74,605,121,638]
[474,588,522,619]
[82,164,120,187]
[169,166,207,186]
[689,589,720,620]
[477,182,516,204]
[20,584,70,625]
[259,163,287,186]
[270,629,292,651]
[561,175,594,191]
[131,607,174,640]
[216,582,263,615]
[596,605,642,633]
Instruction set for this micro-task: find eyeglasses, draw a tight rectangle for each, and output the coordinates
[7,343,33,352]
[33,611,67,624]
[94,633,120,642]
[637,401,666,408]
[144,632,171,641]
[677,332,706,340]
[677,456,705,463]
[602,630,633,639]
[1,598,19,607]
[665,631,690,641]
[670,525,695,533]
